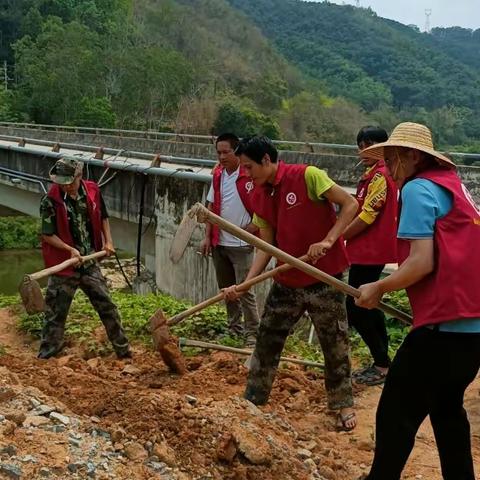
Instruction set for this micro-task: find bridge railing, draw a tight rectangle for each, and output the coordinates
[0,121,478,161]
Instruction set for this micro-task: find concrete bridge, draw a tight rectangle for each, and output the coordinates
[1,124,479,306]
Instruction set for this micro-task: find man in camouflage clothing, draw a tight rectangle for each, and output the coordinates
[38,157,130,359]
[225,137,358,431]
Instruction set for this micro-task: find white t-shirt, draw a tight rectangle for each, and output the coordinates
[207,167,251,247]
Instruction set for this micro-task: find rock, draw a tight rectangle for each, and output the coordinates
[317,465,337,480]
[232,424,272,466]
[87,358,101,369]
[39,467,51,477]
[90,416,101,423]
[147,461,168,473]
[185,395,197,405]
[0,464,22,479]
[20,455,37,463]
[216,433,237,463]
[357,440,374,452]
[0,420,16,436]
[49,412,70,425]
[0,445,16,457]
[151,441,176,466]
[86,461,96,477]
[29,398,41,408]
[69,437,82,448]
[297,448,312,459]
[299,440,318,451]
[24,415,50,428]
[32,405,55,417]
[5,413,26,427]
[0,388,16,403]
[121,365,141,375]
[304,458,317,472]
[124,442,148,461]
[67,461,85,473]
[110,428,126,443]
[57,355,75,367]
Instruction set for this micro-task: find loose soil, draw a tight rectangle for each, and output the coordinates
[0,308,478,480]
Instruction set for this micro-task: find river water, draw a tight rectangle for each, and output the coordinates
[0,250,45,295]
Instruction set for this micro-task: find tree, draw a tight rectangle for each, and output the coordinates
[214,97,280,139]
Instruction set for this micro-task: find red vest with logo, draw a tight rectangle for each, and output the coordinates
[253,162,349,288]
[42,181,104,276]
[397,168,480,328]
[346,160,398,264]
[210,165,255,246]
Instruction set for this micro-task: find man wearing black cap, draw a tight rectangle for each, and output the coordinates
[38,157,130,359]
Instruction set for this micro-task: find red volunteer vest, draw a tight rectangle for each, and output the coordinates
[397,168,480,328]
[42,181,104,276]
[253,162,349,288]
[346,160,398,264]
[210,165,255,246]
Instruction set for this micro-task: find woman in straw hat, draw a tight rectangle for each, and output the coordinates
[355,122,480,480]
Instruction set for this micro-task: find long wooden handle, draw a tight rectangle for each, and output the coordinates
[179,338,324,369]
[29,251,107,281]
[194,203,412,324]
[168,254,309,326]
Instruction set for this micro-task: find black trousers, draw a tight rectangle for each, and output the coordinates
[347,264,390,368]
[366,327,480,480]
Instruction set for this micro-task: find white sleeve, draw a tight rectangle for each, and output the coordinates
[206,183,214,203]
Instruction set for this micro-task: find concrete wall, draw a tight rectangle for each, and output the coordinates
[0,146,272,307]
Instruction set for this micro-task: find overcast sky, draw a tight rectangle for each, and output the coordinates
[309,1,480,30]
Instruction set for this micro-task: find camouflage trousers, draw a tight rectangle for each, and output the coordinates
[245,280,353,410]
[39,264,129,356]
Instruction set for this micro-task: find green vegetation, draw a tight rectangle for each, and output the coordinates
[8,287,411,364]
[0,217,40,250]
[1,0,478,148]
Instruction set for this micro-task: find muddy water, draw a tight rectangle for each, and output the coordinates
[0,250,44,295]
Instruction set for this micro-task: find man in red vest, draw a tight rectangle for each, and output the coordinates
[224,136,359,431]
[343,126,398,386]
[38,158,130,360]
[200,133,259,347]
[356,123,480,480]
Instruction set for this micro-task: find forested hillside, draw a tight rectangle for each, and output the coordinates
[0,0,479,148]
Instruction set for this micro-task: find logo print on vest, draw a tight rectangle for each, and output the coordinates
[245,181,254,193]
[286,192,297,205]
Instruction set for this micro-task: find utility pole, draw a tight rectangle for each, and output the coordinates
[425,9,432,33]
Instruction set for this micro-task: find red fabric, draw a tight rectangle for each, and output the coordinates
[346,160,398,264]
[210,165,255,246]
[397,168,480,328]
[42,181,103,276]
[253,162,349,288]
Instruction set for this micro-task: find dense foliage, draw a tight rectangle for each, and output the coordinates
[0,0,479,148]
[0,217,40,250]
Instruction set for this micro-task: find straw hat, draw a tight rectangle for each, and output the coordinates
[362,122,456,169]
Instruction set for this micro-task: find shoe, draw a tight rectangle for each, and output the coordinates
[354,365,387,386]
[37,342,64,360]
[116,349,133,359]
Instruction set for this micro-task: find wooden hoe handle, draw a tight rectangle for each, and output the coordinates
[168,255,310,326]
[28,250,108,281]
[193,203,412,325]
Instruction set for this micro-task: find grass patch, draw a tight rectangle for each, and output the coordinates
[14,289,412,364]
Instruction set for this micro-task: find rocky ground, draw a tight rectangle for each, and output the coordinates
[0,307,478,480]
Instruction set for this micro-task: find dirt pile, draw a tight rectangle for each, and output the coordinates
[0,309,478,479]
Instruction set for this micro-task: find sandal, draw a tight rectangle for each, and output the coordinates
[354,366,387,386]
[352,365,373,378]
[337,411,357,432]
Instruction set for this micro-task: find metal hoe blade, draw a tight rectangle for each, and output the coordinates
[19,276,45,315]
[169,206,201,264]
